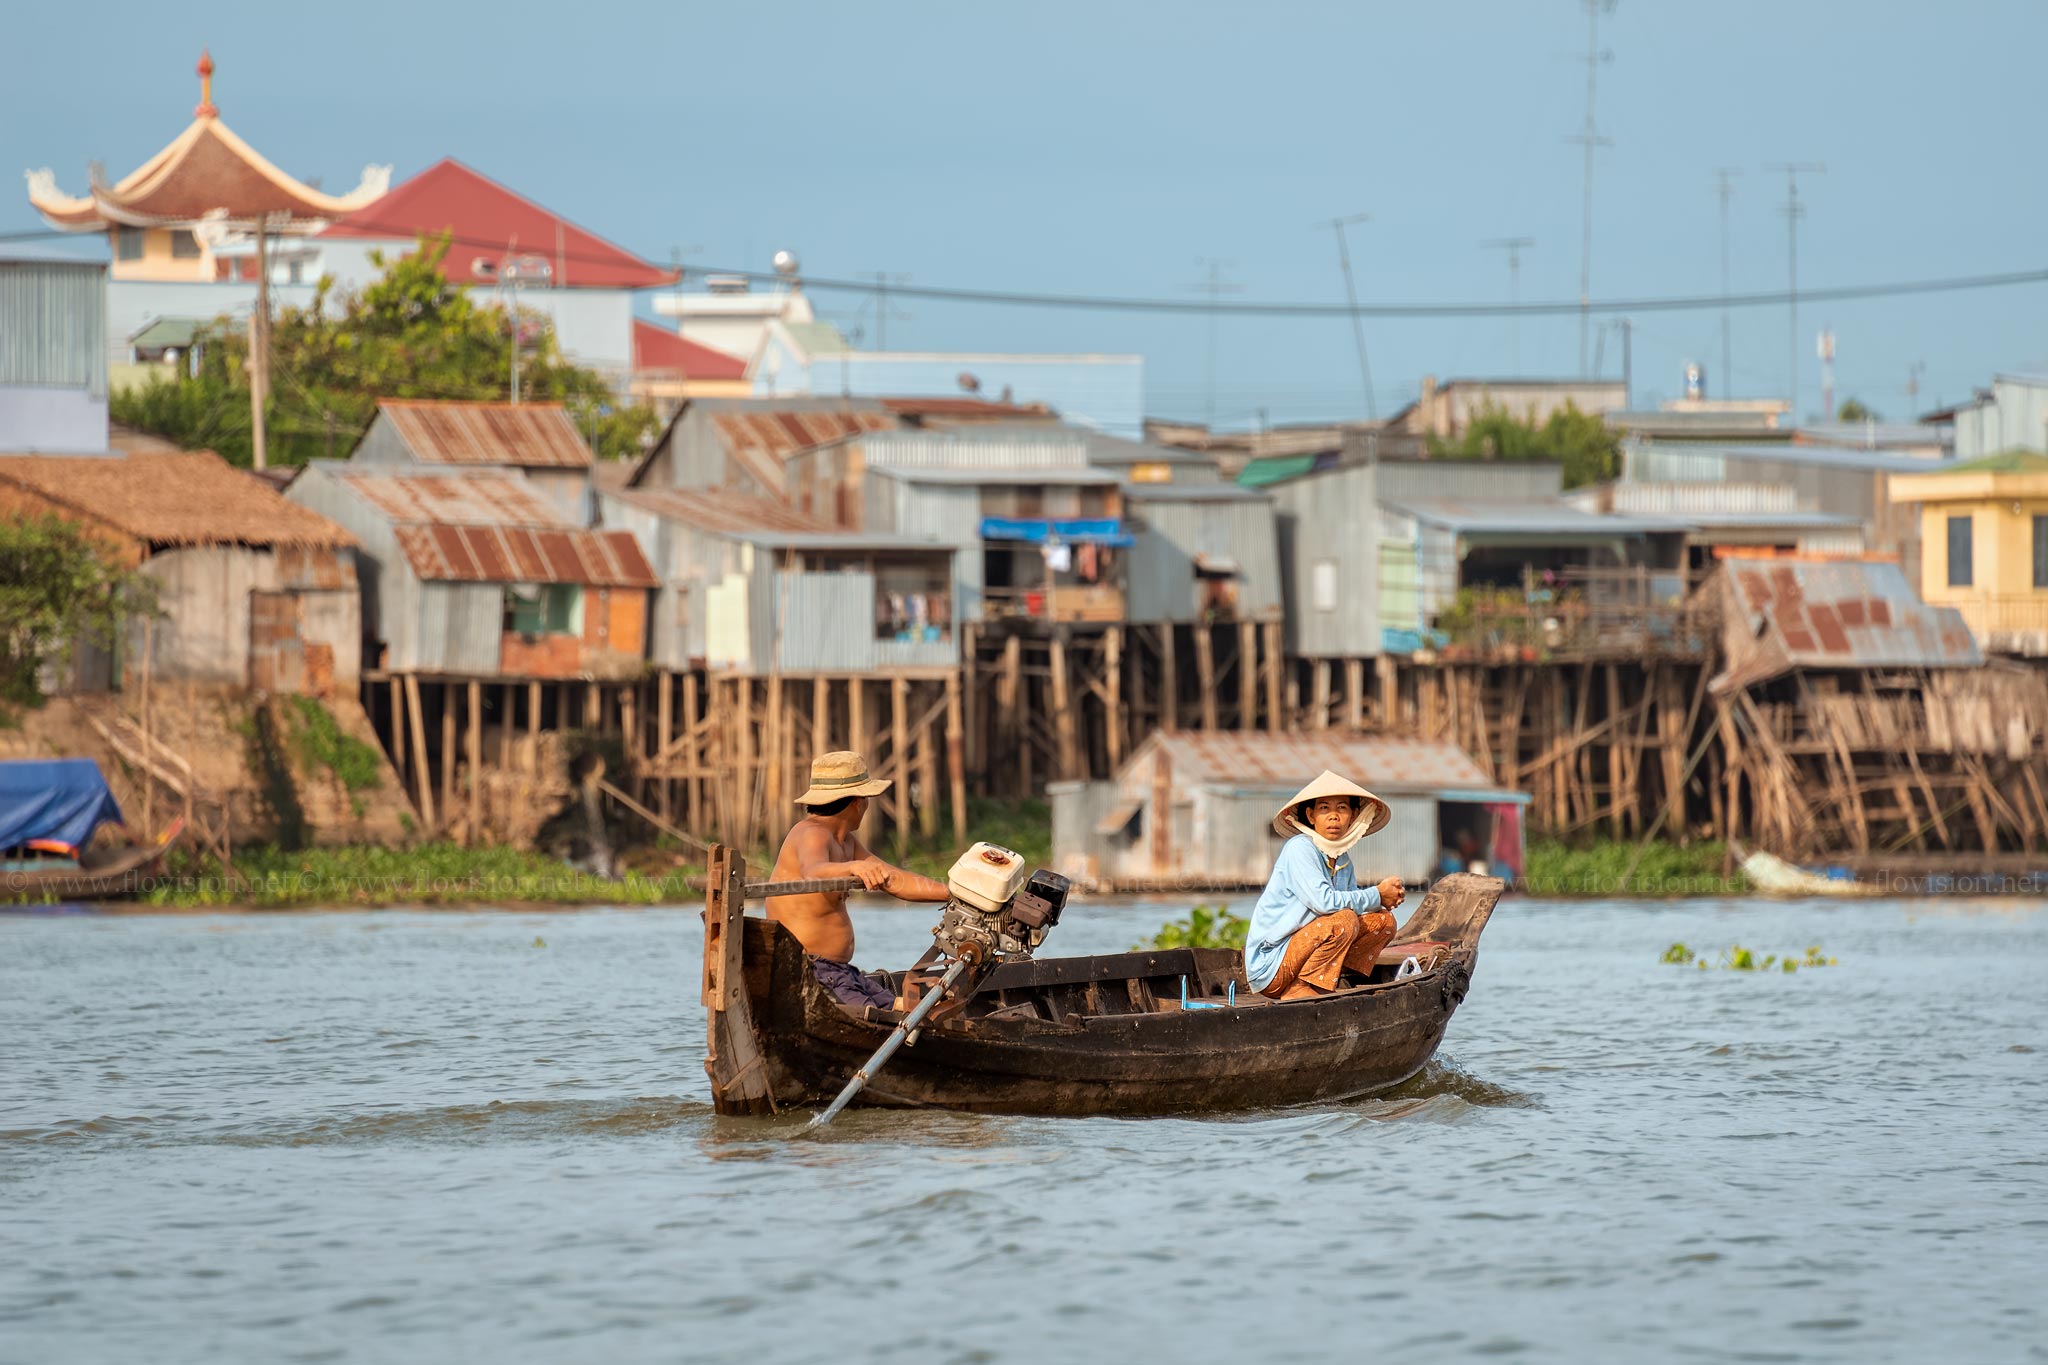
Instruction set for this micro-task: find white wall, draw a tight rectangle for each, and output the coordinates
[0,386,108,453]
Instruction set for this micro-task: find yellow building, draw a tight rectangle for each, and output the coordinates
[1889,450,2048,656]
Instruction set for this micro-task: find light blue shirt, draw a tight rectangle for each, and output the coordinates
[1243,834,1384,992]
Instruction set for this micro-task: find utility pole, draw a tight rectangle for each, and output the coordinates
[248,212,274,471]
[1905,360,1926,418]
[1818,328,1836,423]
[1317,213,1378,420]
[1566,0,1616,377]
[1482,237,1535,375]
[502,251,553,404]
[1188,258,1241,431]
[1767,161,1825,418]
[1713,167,1740,397]
[1620,317,1632,410]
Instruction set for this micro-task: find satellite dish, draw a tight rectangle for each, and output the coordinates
[772,250,800,279]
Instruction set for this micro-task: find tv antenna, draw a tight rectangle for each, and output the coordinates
[1316,213,1378,420]
[1767,161,1826,417]
[1564,0,1616,377]
[1482,237,1536,374]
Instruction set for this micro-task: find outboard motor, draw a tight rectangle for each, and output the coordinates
[931,843,1071,962]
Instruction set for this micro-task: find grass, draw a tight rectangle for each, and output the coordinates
[284,696,384,793]
[1522,838,1748,898]
[141,842,705,909]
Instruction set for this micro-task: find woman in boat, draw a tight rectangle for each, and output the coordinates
[1244,771,1405,1001]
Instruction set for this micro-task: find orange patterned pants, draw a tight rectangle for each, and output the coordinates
[1260,910,1400,1000]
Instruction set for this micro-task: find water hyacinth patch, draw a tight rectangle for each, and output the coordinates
[1663,942,1838,972]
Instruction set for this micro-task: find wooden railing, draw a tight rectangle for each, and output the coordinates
[1436,566,1716,659]
[982,584,1126,624]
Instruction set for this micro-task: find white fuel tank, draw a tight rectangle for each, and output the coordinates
[946,842,1028,914]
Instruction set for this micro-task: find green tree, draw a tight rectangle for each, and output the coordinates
[111,233,659,466]
[0,516,160,721]
[1426,400,1621,489]
[1837,397,1878,422]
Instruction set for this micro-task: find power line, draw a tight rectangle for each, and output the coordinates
[15,214,2048,323]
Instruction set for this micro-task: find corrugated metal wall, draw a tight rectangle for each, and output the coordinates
[1125,495,1284,624]
[872,474,984,621]
[415,583,504,674]
[0,260,106,394]
[1268,463,1380,656]
[855,429,1089,470]
[1376,459,1562,504]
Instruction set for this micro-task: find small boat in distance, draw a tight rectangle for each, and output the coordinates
[0,759,184,902]
[703,847,1505,1118]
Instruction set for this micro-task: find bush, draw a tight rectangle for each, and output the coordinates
[286,696,384,792]
[1137,905,1248,951]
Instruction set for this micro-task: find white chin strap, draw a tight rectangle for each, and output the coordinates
[1289,816,1368,862]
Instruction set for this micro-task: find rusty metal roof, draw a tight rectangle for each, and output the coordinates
[339,468,573,528]
[1720,555,1980,681]
[712,409,896,463]
[1134,731,1519,798]
[393,524,656,588]
[606,486,838,535]
[380,402,593,468]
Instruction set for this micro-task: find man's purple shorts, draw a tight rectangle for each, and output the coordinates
[812,957,895,1011]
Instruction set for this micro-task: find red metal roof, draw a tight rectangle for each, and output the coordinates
[631,321,748,380]
[713,408,898,463]
[392,524,655,588]
[379,401,592,468]
[321,159,674,289]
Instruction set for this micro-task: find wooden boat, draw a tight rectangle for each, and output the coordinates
[1732,840,1877,899]
[0,817,185,903]
[703,849,1506,1118]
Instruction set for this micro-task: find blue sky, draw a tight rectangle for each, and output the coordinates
[10,0,2045,426]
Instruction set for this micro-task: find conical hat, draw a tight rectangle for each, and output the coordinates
[1271,769,1392,840]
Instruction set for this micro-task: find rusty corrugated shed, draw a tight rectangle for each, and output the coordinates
[338,469,572,528]
[713,409,897,490]
[381,402,592,468]
[393,525,656,587]
[1715,556,1980,689]
[1139,731,1513,797]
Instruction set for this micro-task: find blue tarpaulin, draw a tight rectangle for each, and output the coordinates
[0,760,123,852]
[979,517,1134,547]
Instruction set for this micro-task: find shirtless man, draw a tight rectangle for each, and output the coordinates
[766,751,950,1011]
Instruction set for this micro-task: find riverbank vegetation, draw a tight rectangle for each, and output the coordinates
[141,843,703,909]
[1522,839,1747,897]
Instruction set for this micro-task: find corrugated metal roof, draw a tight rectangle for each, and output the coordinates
[339,468,573,528]
[1723,556,1980,675]
[713,408,896,465]
[1626,440,1947,474]
[1385,497,1680,536]
[606,486,838,535]
[393,525,656,587]
[1134,731,1519,799]
[733,530,954,552]
[1125,482,1269,503]
[380,402,593,468]
[869,464,1119,486]
[1236,453,1321,487]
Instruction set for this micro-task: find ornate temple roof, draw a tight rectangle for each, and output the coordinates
[25,51,389,233]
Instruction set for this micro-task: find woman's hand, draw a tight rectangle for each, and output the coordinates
[1376,876,1405,911]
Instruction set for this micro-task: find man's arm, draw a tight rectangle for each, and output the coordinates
[841,835,951,902]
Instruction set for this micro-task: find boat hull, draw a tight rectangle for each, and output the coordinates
[709,870,1505,1118]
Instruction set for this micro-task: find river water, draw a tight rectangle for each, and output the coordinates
[3,894,2043,1364]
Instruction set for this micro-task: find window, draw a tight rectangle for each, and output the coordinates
[503,584,583,636]
[113,226,144,261]
[875,556,952,642]
[1946,515,1974,588]
[2035,515,2048,590]
[171,231,202,259]
[1312,559,1339,612]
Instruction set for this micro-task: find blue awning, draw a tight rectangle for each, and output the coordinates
[980,517,1133,547]
[0,760,123,851]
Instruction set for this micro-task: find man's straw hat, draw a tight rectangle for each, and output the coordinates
[1270,769,1392,840]
[796,750,892,807]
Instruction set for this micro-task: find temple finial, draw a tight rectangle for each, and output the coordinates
[195,49,217,118]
